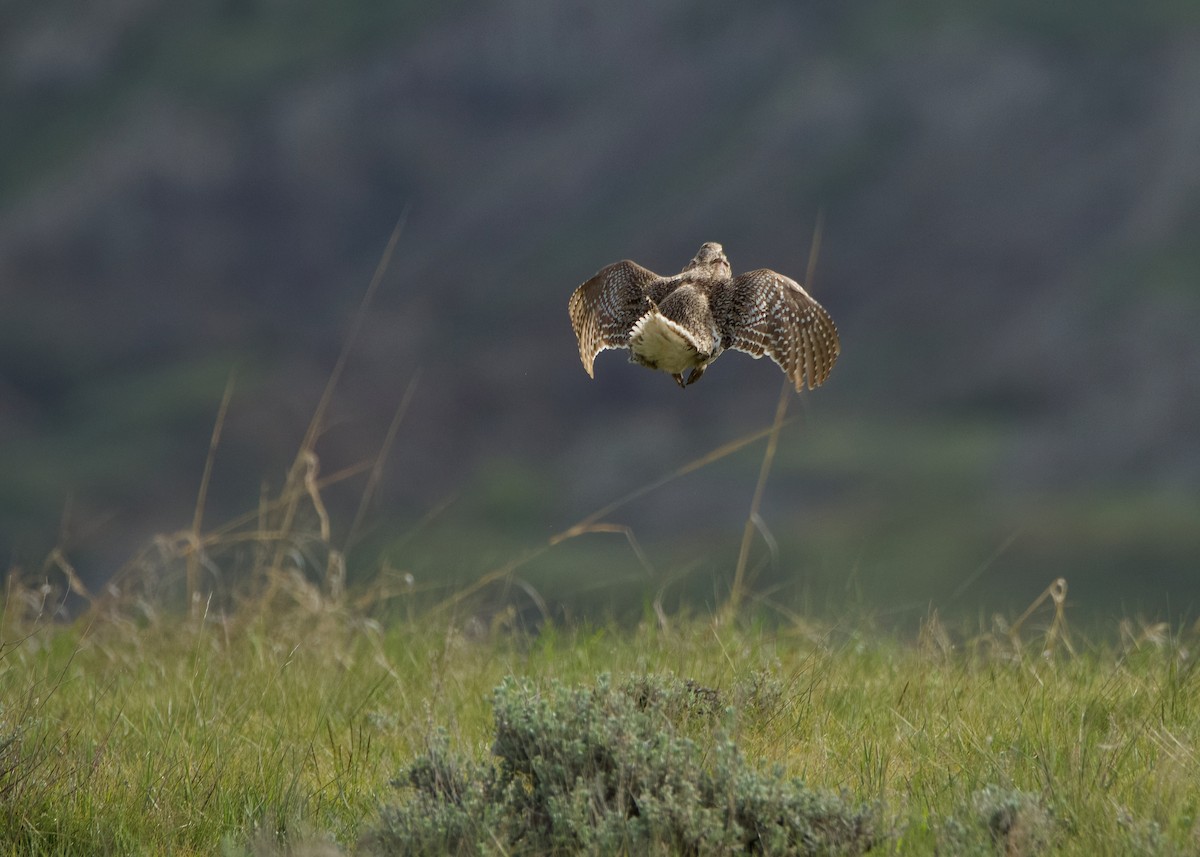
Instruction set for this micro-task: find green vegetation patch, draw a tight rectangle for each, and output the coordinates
[1,603,1199,855]
[366,673,875,856]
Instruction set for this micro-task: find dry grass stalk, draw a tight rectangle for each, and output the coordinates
[1007,576,1074,657]
[51,214,415,622]
[268,212,408,579]
[187,371,236,618]
[725,214,824,620]
[726,378,790,617]
[971,577,1075,662]
[431,421,788,616]
[347,371,421,550]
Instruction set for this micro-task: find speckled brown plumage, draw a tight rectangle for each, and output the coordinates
[568,242,839,390]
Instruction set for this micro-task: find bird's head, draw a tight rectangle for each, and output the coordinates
[685,242,731,276]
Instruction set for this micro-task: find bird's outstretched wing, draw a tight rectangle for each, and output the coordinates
[718,270,840,391]
[568,260,662,376]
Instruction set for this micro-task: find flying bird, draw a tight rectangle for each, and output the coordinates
[568,242,840,390]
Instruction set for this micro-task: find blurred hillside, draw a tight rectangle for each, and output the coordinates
[3,0,1198,616]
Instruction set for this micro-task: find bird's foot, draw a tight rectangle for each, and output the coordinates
[672,373,686,389]
[683,366,706,386]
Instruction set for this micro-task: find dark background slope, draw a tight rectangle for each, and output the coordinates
[3,1,1198,616]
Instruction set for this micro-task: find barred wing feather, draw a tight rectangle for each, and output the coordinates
[567,260,662,376]
[720,270,840,391]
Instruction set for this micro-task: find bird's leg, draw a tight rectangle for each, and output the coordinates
[684,366,706,386]
[672,373,686,388]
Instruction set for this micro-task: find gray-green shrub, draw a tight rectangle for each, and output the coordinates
[364,673,875,856]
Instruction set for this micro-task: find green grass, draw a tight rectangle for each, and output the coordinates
[2,596,1198,855]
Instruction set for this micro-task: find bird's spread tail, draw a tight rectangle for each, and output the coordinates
[629,308,705,375]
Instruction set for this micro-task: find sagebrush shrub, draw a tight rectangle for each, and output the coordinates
[363,673,874,856]
[935,786,1054,857]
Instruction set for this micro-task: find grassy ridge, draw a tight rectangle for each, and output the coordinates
[2,598,1197,855]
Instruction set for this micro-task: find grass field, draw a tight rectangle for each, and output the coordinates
[3,583,1198,855]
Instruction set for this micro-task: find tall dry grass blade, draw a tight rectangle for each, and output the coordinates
[254,454,369,614]
[727,378,790,615]
[804,209,824,287]
[197,460,375,545]
[950,528,1022,601]
[296,449,347,602]
[566,422,788,535]
[550,522,655,578]
[301,208,409,460]
[347,370,422,550]
[256,479,269,571]
[1007,577,1074,658]
[749,510,779,568]
[301,452,331,542]
[42,548,91,602]
[271,210,409,573]
[434,421,787,614]
[187,370,236,616]
[723,216,824,619]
